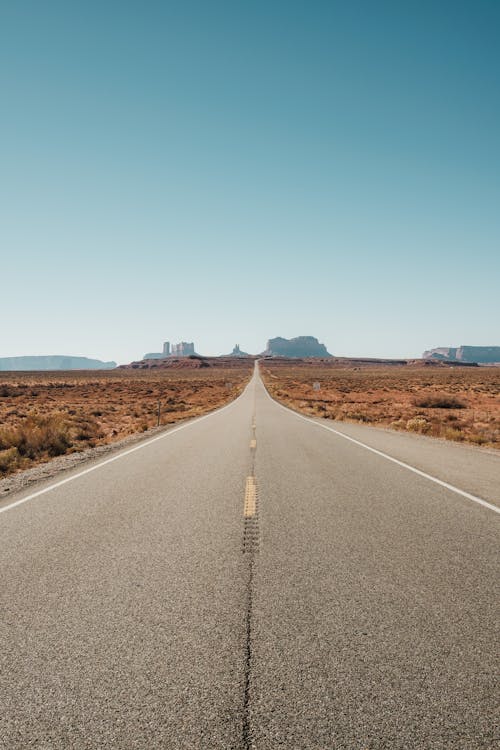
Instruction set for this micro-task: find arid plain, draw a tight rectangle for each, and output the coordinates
[261,359,500,449]
[0,359,253,477]
[1,357,499,480]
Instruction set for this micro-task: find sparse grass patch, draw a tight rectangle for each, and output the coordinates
[442,427,465,442]
[406,417,431,434]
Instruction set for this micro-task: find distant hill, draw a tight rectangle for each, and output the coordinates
[423,346,500,364]
[0,356,117,371]
[263,336,331,358]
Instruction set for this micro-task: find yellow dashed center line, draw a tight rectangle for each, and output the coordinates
[244,476,257,518]
[250,438,256,449]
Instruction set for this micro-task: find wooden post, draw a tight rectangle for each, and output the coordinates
[157,399,161,427]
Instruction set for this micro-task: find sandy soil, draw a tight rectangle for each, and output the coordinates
[260,359,500,449]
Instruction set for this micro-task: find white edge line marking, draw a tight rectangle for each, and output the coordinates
[0,378,254,516]
[260,372,500,515]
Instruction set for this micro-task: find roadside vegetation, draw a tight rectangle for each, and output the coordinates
[0,363,253,477]
[261,361,500,449]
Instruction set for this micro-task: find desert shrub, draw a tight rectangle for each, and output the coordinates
[406,417,431,433]
[0,447,19,473]
[0,414,72,460]
[390,419,406,430]
[75,428,97,441]
[442,427,465,442]
[468,433,488,445]
[17,415,72,458]
[74,416,104,442]
[413,394,466,409]
[0,426,17,450]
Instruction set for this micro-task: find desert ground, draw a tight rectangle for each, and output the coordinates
[260,359,500,450]
[0,359,253,477]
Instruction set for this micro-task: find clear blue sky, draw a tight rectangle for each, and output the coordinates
[1,1,499,363]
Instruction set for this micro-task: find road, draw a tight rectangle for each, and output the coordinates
[0,363,498,749]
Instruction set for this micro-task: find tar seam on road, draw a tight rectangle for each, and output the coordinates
[0,379,253,517]
[261,375,500,515]
[242,408,259,750]
[242,550,255,750]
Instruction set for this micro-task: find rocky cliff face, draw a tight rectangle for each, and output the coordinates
[423,346,500,363]
[422,347,458,360]
[264,336,331,358]
[457,346,500,363]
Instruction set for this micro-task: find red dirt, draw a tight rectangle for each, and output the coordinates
[261,360,500,449]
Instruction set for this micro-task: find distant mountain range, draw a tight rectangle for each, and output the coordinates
[6,340,497,372]
[0,356,117,371]
[423,346,500,364]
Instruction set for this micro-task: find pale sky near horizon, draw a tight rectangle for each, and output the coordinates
[1,1,499,364]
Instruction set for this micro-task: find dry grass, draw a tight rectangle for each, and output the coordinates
[0,362,253,476]
[261,360,500,449]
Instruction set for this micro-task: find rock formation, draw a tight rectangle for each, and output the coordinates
[423,346,500,364]
[227,344,250,357]
[143,340,195,359]
[263,336,331,358]
[171,342,195,356]
[422,347,458,361]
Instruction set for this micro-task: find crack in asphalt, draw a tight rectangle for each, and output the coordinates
[242,407,258,749]
[242,553,256,750]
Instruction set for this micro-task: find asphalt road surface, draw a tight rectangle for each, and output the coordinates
[1,364,498,749]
